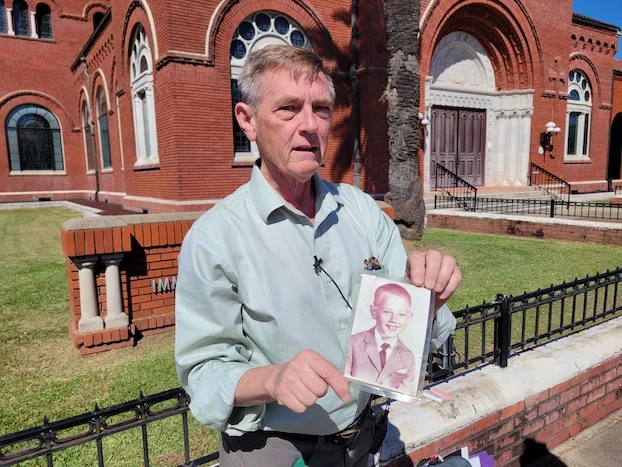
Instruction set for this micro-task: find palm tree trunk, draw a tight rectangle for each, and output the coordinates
[384,0,425,240]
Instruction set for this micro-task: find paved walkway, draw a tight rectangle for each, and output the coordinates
[553,408,622,467]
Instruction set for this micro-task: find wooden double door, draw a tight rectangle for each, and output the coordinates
[430,107,485,188]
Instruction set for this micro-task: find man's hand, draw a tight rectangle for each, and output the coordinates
[405,250,461,310]
[265,349,351,413]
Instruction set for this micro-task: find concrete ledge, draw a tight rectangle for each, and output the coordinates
[381,316,622,465]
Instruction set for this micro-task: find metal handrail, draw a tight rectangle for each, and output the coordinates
[529,162,571,205]
[434,163,478,211]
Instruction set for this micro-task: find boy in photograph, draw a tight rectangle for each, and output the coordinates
[345,283,416,392]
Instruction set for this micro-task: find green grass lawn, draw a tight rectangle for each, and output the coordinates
[0,208,621,465]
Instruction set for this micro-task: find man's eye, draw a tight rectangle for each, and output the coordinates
[315,106,332,115]
[279,106,296,112]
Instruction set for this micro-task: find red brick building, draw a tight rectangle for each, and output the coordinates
[1,0,621,212]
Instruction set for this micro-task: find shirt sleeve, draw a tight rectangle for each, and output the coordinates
[368,196,457,350]
[174,226,260,431]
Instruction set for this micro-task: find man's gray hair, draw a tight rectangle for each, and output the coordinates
[237,45,336,109]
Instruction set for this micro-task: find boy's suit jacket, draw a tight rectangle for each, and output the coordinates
[345,327,415,392]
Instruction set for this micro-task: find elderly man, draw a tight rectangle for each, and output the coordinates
[175,45,460,467]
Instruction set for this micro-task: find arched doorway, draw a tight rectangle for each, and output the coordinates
[608,113,622,180]
[425,32,534,189]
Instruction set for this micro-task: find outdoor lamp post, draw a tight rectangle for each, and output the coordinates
[539,121,561,159]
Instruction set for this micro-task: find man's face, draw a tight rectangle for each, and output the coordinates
[371,294,412,340]
[236,68,333,183]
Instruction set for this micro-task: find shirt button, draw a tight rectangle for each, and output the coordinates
[340,323,346,331]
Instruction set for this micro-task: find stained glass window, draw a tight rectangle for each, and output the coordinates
[35,3,52,39]
[13,0,29,36]
[97,88,112,168]
[0,1,6,34]
[6,104,64,171]
[565,70,592,158]
[229,12,310,159]
[567,112,579,156]
[231,80,250,153]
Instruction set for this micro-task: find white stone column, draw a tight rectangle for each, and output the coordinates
[29,11,37,38]
[6,8,15,35]
[115,95,125,170]
[494,113,508,183]
[518,110,533,185]
[507,113,520,183]
[145,87,159,162]
[133,93,147,164]
[76,256,104,333]
[102,254,129,329]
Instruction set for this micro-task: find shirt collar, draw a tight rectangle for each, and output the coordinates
[249,159,343,224]
[374,327,398,350]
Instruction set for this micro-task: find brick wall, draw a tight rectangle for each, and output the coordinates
[427,212,622,245]
[3,0,622,208]
[388,353,622,467]
[0,1,109,201]
[61,202,394,355]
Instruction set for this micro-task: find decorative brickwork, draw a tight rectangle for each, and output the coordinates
[61,202,394,355]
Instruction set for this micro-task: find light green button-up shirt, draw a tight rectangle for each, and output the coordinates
[175,164,456,436]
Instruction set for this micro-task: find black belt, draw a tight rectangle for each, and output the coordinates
[267,405,370,446]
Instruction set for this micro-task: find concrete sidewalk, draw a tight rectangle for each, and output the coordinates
[552,408,622,467]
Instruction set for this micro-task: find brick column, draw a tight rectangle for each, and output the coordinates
[102,254,129,329]
[75,256,103,332]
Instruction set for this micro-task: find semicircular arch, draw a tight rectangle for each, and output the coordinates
[205,0,335,66]
[0,91,77,130]
[569,53,603,108]
[421,0,543,91]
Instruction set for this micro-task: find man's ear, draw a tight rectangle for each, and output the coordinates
[234,102,257,142]
[370,306,377,320]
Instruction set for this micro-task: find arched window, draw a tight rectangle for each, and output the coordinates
[130,24,158,165]
[0,1,7,34]
[93,11,104,30]
[35,3,52,39]
[12,0,29,36]
[5,104,64,171]
[565,70,592,159]
[81,100,95,172]
[229,11,309,163]
[96,87,112,169]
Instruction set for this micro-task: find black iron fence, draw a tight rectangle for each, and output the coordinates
[529,162,571,205]
[0,389,218,467]
[433,196,622,220]
[428,268,622,382]
[3,269,622,465]
[434,163,477,211]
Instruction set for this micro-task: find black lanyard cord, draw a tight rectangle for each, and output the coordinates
[313,256,353,310]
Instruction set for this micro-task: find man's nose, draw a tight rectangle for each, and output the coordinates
[299,105,319,133]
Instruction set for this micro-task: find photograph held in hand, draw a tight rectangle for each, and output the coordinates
[344,275,435,402]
